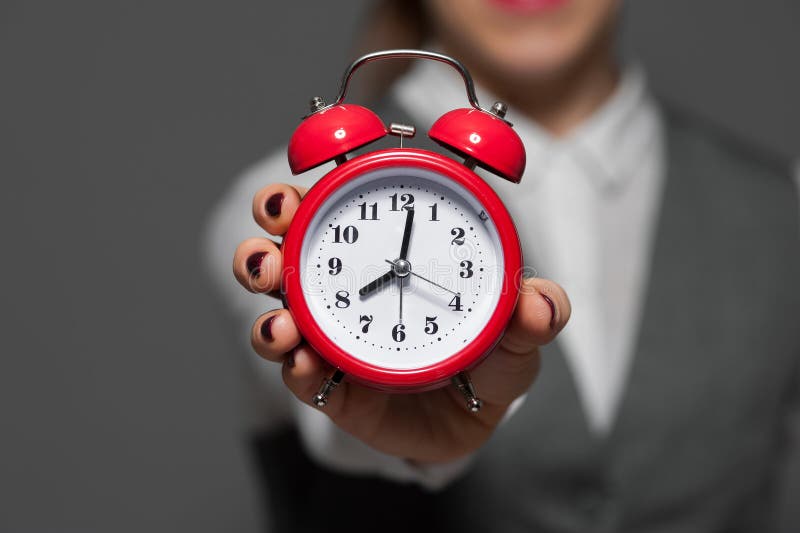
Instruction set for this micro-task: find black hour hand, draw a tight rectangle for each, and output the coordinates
[359,270,396,297]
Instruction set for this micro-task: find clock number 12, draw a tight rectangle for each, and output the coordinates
[389,193,414,211]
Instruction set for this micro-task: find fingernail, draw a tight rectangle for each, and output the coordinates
[261,315,276,342]
[246,252,268,278]
[285,348,296,368]
[541,294,557,331]
[266,193,284,217]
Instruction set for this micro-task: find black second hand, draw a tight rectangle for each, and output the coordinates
[384,259,461,297]
[399,276,404,324]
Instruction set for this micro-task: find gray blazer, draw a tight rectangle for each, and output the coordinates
[250,102,800,533]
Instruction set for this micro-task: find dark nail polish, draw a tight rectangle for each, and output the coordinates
[266,193,284,217]
[542,294,557,331]
[246,252,268,278]
[261,315,276,342]
[285,349,296,368]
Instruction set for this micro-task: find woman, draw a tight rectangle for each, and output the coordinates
[206,0,800,531]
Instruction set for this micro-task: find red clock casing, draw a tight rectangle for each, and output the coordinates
[281,149,522,392]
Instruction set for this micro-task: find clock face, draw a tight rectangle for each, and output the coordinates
[298,165,505,371]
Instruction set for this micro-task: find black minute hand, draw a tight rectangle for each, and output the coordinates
[399,207,414,260]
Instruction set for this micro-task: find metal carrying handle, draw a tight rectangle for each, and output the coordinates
[332,49,484,112]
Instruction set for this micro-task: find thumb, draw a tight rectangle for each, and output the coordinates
[466,277,570,411]
[502,277,570,353]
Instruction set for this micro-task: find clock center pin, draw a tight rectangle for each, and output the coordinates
[391,258,412,278]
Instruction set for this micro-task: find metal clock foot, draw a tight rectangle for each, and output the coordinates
[452,371,483,413]
[312,369,346,408]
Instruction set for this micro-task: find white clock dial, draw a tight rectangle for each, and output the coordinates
[299,166,505,370]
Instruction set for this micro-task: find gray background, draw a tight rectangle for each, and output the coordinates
[0,1,797,531]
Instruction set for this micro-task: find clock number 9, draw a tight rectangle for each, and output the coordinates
[389,193,414,211]
[335,290,350,308]
[392,323,406,342]
[328,257,342,275]
[424,316,438,335]
[459,260,474,278]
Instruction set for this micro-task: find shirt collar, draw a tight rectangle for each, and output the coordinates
[564,65,657,190]
[391,57,659,192]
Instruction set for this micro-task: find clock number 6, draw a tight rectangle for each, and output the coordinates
[335,290,350,308]
[392,323,406,342]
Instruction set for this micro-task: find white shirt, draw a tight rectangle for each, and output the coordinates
[206,60,797,488]
[393,60,665,434]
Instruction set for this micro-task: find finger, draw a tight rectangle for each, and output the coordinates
[250,309,301,362]
[252,184,308,237]
[280,344,349,412]
[233,237,282,293]
[504,277,571,350]
[280,346,394,449]
[467,277,570,408]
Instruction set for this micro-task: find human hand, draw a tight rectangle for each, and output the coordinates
[233,182,570,463]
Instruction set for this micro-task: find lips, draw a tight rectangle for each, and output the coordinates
[488,0,567,14]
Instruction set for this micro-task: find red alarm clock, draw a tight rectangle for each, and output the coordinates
[281,50,525,412]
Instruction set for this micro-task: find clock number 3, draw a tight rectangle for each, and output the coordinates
[459,260,474,278]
